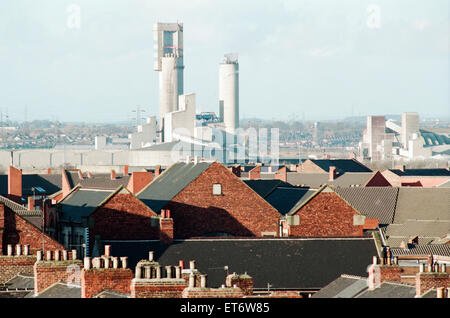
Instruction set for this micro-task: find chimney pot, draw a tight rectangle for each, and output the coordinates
[175,266,181,279]
[144,265,151,279]
[329,166,337,181]
[166,266,172,279]
[111,170,116,180]
[420,263,425,273]
[372,256,378,265]
[189,273,195,288]
[393,256,398,265]
[24,245,30,256]
[166,209,171,219]
[72,249,77,260]
[112,257,119,269]
[104,257,110,269]
[36,251,43,261]
[62,250,68,261]
[120,256,128,269]
[84,257,92,270]
[54,250,60,261]
[189,260,196,270]
[179,260,184,269]
[16,244,22,256]
[148,251,154,262]
[200,274,207,288]
[441,264,447,273]
[428,264,433,272]
[156,266,161,279]
[437,287,445,298]
[46,250,52,261]
[161,209,165,219]
[135,265,142,279]
[93,257,101,269]
[7,244,13,256]
[104,245,111,257]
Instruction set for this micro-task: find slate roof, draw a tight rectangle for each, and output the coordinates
[265,187,316,215]
[311,275,368,298]
[22,174,62,196]
[308,159,372,173]
[286,172,375,188]
[334,187,399,225]
[3,274,34,290]
[385,220,450,247]
[393,188,450,223]
[390,245,450,257]
[438,180,450,188]
[0,195,42,229]
[104,238,378,290]
[243,179,293,198]
[94,290,130,298]
[79,174,131,190]
[59,188,114,223]
[356,282,416,298]
[137,162,214,213]
[29,283,81,298]
[387,169,450,177]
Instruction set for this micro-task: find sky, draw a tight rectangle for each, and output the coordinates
[0,0,448,123]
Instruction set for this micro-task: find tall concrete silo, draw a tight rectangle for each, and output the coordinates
[219,53,239,133]
[153,22,184,132]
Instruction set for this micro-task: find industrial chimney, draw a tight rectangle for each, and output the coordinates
[219,53,239,134]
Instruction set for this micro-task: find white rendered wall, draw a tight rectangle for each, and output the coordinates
[164,94,196,143]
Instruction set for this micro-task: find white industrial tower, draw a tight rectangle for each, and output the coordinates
[219,53,239,134]
[153,22,184,138]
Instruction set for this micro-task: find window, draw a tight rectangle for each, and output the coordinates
[212,184,222,195]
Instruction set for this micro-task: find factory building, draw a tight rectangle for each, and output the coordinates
[359,112,450,161]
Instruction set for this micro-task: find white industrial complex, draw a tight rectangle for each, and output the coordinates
[359,112,450,162]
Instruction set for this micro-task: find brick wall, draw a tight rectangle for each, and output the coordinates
[416,272,450,296]
[34,253,83,295]
[296,160,325,173]
[0,204,66,255]
[288,191,364,237]
[160,217,174,244]
[166,162,280,238]
[182,287,245,298]
[8,166,22,203]
[131,279,187,298]
[365,171,392,187]
[127,172,153,194]
[226,273,254,295]
[0,255,36,284]
[90,193,159,241]
[81,268,133,298]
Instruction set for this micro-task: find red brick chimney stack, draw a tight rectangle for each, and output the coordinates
[28,196,35,211]
[8,166,22,203]
[329,166,337,181]
[123,165,129,175]
[111,170,116,180]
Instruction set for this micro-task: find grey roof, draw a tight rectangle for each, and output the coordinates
[137,162,214,213]
[59,188,114,223]
[420,289,437,298]
[4,274,34,290]
[79,174,131,190]
[243,179,292,198]
[386,220,450,238]
[65,171,83,188]
[356,282,416,298]
[0,195,39,215]
[311,275,368,298]
[94,290,130,298]
[388,168,450,177]
[22,174,62,196]
[393,188,450,223]
[265,187,316,215]
[308,159,372,173]
[286,172,375,188]
[334,187,399,224]
[390,245,450,257]
[31,283,81,298]
[105,238,378,290]
[438,180,450,188]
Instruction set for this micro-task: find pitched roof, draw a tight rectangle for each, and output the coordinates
[4,274,34,290]
[308,159,372,173]
[286,172,375,188]
[334,187,399,224]
[243,179,292,198]
[104,238,378,290]
[390,245,450,257]
[137,162,214,213]
[356,282,416,298]
[265,187,316,215]
[22,174,62,196]
[387,169,450,177]
[78,174,131,190]
[59,188,115,223]
[393,188,450,223]
[30,283,81,298]
[311,275,368,298]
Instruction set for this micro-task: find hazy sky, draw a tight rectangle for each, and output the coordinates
[0,0,448,123]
